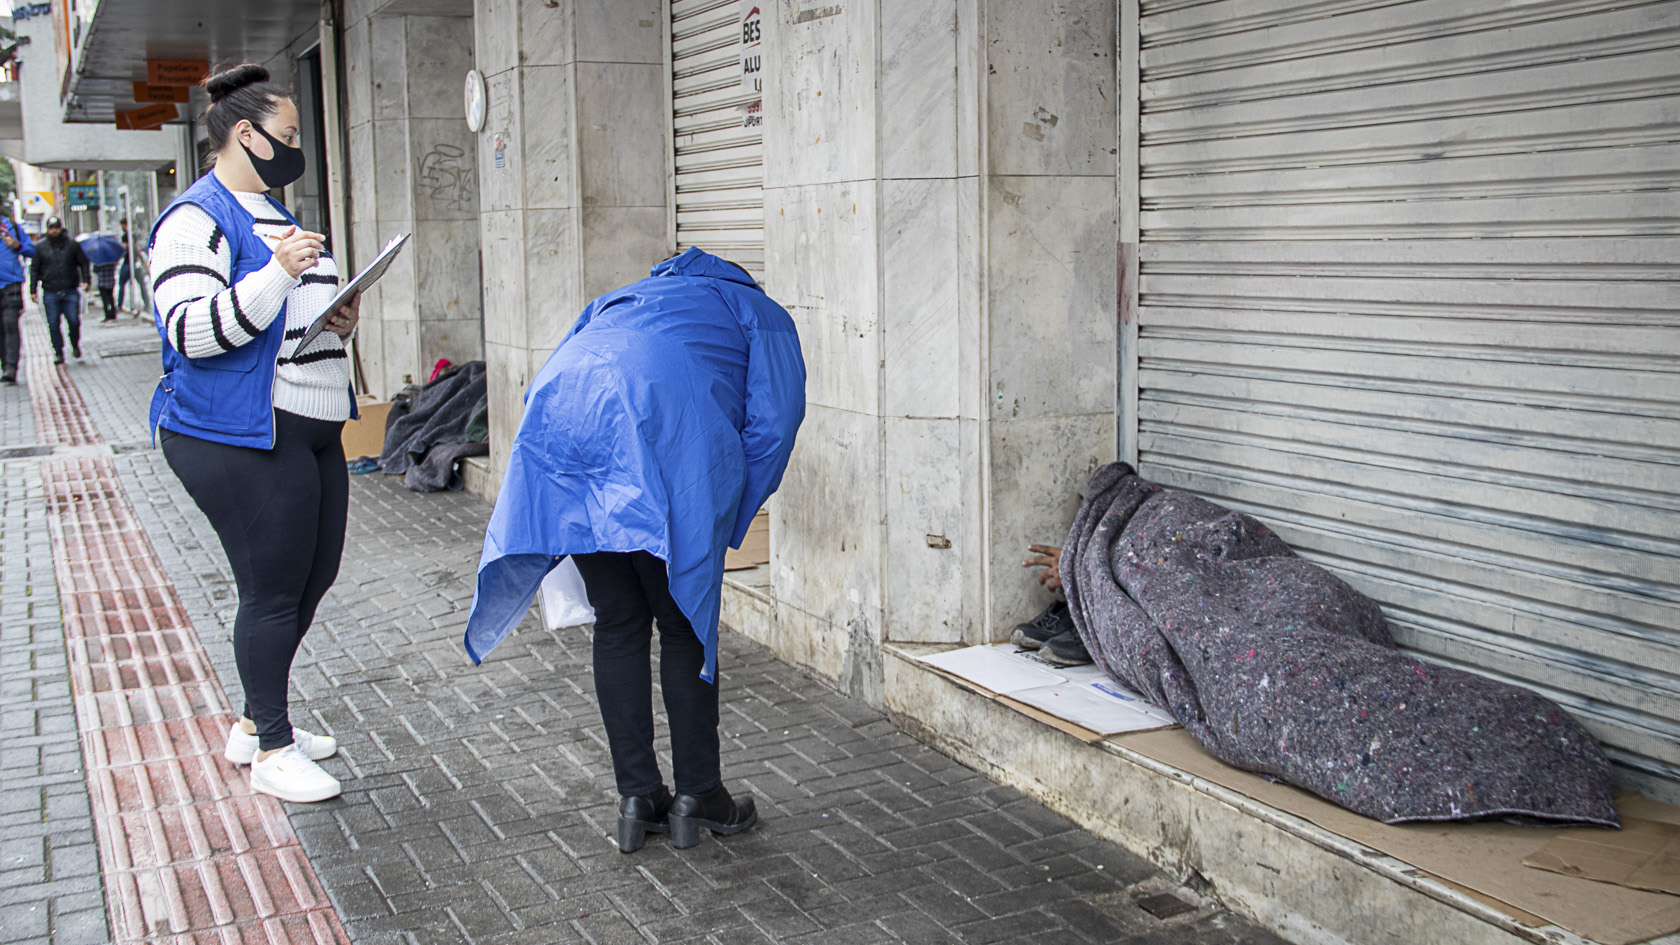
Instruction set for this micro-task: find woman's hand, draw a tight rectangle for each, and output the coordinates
[326,290,360,339]
[272,226,328,279]
[1023,543,1065,593]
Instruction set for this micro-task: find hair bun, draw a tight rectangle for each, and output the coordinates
[203,63,271,102]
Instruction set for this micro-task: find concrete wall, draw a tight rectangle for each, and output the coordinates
[750,0,1117,703]
[342,3,482,399]
[471,0,667,490]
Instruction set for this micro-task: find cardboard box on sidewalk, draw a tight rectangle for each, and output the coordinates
[342,395,391,460]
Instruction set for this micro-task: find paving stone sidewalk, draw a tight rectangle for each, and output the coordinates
[4,320,1288,945]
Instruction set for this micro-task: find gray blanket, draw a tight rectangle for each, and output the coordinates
[1062,463,1617,826]
[379,361,488,475]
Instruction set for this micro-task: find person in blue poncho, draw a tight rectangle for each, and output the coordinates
[464,247,805,853]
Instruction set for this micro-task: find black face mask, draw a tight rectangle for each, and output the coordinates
[241,123,306,189]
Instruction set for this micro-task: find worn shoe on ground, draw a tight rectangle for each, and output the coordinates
[52,353,63,364]
[1011,599,1072,650]
[224,722,338,765]
[71,342,81,358]
[1038,629,1093,666]
[669,783,757,849]
[616,785,673,853]
[1,373,14,384]
[249,743,341,803]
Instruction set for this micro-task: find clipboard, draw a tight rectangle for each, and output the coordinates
[295,232,410,351]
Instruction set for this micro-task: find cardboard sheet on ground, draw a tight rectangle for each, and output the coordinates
[917,644,1176,738]
[724,510,770,571]
[1110,727,1680,945]
[1524,817,1680,897]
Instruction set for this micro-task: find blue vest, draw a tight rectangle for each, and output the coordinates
[148,173,355,448]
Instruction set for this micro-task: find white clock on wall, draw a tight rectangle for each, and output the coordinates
[464,69,486,133]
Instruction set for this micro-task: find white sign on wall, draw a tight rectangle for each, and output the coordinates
[740,4,762,95]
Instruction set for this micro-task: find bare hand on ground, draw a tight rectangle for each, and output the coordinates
[326,290,360,339]
[273,226,328,279]
[1023,543,1064,592]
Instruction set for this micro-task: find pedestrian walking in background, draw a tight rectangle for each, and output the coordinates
[0,214,35,384]
[29,216,88,365]
[94,258,118,322]
[465,247,806,853]
[117,217,136,314]
[148,61,362,804]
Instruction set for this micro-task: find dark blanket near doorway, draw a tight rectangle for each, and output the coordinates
[1061,463,1618,827]
[380,360,489,490]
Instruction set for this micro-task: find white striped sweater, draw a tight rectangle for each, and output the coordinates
[150,190,351,422]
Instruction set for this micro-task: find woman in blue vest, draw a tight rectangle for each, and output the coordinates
[148,63,361,804]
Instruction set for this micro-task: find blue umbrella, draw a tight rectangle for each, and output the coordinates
[77,233,125,266]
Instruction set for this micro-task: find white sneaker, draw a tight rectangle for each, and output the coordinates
[224,722,338,765]
[250,744,342,803]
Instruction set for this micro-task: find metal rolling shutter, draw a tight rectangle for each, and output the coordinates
[669,0,765,281]
[1130,0,1680,801]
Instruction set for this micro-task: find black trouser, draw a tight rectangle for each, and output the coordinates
[97,286,116,320]
[161,410,348,751]
[0,283,21,376]
[571,551,720,798]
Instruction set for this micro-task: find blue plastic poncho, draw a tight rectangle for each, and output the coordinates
[463,248,806,680]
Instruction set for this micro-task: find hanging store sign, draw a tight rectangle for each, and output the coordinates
[146,59,208,86]
[740,4,762,94]
[115,104,176,130]
[65,183,99,204]
[23,192,53,214]
[132,82,189,104]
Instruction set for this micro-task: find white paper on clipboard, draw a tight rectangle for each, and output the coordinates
[295,232,411,351]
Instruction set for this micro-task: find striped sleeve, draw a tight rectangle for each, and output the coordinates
[149,204,299,359]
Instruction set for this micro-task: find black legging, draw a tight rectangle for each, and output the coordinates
[161,410,348,751]
[571,551,720,798]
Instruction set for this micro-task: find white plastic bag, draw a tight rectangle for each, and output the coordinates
[537,557,595,630]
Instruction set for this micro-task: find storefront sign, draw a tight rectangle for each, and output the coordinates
[66,182,99,205]
[23,191,54,215]
[115,103,176,130]
[740,5,762,94]
[146,59,208,86]
[132,82,189,104]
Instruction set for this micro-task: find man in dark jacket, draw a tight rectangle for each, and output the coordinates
[30,217,90,364]
[0,214,35,383]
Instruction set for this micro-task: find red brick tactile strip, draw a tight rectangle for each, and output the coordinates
[21,315,351,945]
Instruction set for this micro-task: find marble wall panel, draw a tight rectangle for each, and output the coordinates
[372,119,413,223]
[518,65,574,211]
[376,226,420,323]
[880,1,958,181]
[369,16,408,121]
[347,123,376,224]
[763,1,878,189]
[405,16,476,120]
[522,206,581,350]
[381,316,421,388]
[411,119,480,222]
[955,0,983,179]
[882,416,967,644]
[479,208,524,347]
[351,318,382,401]
[477,69,523,213]
[343,18,373,129]
[571,0,662,64]
[984,0,1117,178]
[763,180,880,416]
[986,411,1114,634]
[514,0,572,67]
[483,339,528,484]
[414,219,482,322]
[346,0,383,24]
[575,62,667,209]
[420,317,483,369]
[473,0,518,78]
[986,174,1116,421]
[882,177,958,420]
[771,403,883,644]
[580,205,666,303]
[955,174,983,421]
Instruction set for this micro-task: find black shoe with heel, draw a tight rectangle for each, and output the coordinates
[669,783,757,849]
[615,785,673,853]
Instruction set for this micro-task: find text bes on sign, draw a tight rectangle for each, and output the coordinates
[740,5,762,95]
